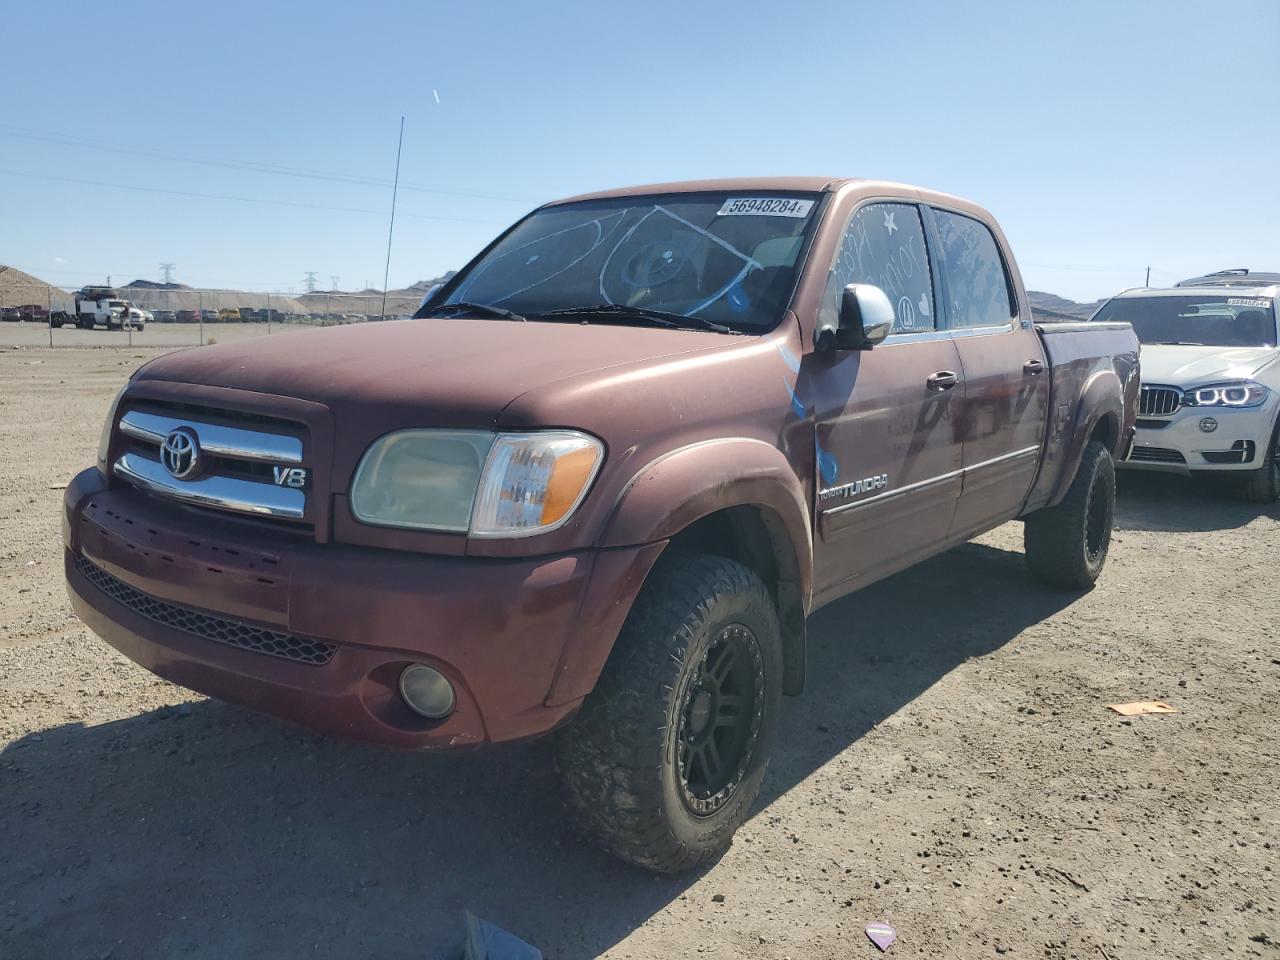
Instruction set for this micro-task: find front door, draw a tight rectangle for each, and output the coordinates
[807,201,966,600]
[927,207,1050,536]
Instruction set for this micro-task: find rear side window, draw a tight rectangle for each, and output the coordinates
[931,209,1015,328]
[821,202,936,334]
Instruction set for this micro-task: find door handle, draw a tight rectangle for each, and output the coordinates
[1024,359,1045,375]
[926,370,959,391]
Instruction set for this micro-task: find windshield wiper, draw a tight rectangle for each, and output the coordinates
[429,301,528,322]
[538,304,738,334]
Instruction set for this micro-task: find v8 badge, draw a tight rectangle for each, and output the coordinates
[273,466,308,488]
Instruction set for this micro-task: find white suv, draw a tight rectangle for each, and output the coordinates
[1091,272,1280,502]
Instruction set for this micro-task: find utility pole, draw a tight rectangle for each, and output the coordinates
[304,272,318,293]
[159,263,175,284]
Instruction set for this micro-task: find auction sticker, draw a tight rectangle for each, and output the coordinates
[717,197,815,218]
[1228,298,1271,308]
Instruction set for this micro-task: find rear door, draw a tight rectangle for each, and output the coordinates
[808,201,966,599]
[927,207,1050,537]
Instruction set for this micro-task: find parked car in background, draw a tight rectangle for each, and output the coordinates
[218,308,241,323]
[152,310,177,324]
[2,306,22,322]
[176,310,200,324]
[65,177,1139,873]
[1092,276,1279,501]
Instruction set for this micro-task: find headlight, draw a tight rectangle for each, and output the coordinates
[1185,381,1269,408]
[470,431,604,537]
[350,429,603,537]
[350,430,494,531]
[97,385,129,475]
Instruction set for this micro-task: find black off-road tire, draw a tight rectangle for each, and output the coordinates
[1234,417,1280,504]
[1024,439,1115,589]
[553,553,784,874]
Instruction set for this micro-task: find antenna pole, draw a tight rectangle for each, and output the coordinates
[380,116,405,320]
[1145,266,1150,287]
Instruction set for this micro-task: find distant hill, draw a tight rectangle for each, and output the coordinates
[0,265,68,307]
[296,273,456,317]
[1027,290,1104,321]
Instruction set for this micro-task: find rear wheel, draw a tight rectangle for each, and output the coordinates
[554,553,783,874]
[1235,418,1280,503]
[1024,439,1115,589]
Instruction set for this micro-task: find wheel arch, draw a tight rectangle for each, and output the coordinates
[1045,370,1125,507]
[597,438,813,696]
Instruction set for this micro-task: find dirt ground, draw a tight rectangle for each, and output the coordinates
[1,338,1277,960]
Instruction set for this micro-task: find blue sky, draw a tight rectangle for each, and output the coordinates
[3,0,1277,302]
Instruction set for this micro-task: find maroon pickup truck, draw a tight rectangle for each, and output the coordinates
[65,177,1139,872]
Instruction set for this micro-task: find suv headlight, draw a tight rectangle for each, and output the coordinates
[350,429,603,537]
[1185,381,1270,408]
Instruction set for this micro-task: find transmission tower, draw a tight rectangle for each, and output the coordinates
[303,272,318,293]
[330,275,340,292]
[159,263,175,284]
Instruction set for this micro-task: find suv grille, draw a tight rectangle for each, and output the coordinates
[1139,385,1182,417]
[1129,446,1186,464]
[75,555,335,665]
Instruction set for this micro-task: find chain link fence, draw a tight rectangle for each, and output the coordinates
[0,284,425,348]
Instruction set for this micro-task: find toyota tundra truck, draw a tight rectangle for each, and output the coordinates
[64,177,1139,873]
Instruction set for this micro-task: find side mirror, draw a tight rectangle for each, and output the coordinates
[819,283,895,350]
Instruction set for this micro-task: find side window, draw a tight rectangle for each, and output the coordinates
[931,209,1015,328]
[820,202,935,334]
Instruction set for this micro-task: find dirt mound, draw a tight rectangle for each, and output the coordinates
[0,265,68,307]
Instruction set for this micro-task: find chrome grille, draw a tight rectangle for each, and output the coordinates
[1139,385,1182,417]
[113,406,307,521]
[75,554,335,665]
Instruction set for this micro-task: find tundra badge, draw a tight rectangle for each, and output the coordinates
[819,474,889,502]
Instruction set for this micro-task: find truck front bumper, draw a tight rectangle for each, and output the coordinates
[1122,399,1279,476]
[64,469,663,750]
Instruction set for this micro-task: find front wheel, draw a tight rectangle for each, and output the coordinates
[1024,439,1115,589]
[1234,418,1280,503]
[554,553,783,874]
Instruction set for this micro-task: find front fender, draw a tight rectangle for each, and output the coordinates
[599,437,813,599]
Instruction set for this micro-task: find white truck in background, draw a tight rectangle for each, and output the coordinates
[51,287,147,331]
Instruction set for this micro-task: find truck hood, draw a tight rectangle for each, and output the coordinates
[134,317,734,424]
[1139,344,1280,386]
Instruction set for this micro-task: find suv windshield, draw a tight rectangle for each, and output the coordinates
[1094,294,1277,347]
[430,193,821,332]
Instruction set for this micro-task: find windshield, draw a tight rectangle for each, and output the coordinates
[433,193,821,332]
[1094,294,1277,347]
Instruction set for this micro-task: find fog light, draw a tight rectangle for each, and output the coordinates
[399,664,456,719]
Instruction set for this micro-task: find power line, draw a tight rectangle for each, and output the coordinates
[0,123,542,204]
[0,168,510,225]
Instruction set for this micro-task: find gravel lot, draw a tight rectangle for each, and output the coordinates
[2,338,1277,960]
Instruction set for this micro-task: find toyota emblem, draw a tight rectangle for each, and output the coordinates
[161,427,201,479]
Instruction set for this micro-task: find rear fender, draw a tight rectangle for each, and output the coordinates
[1046,370,1124,507]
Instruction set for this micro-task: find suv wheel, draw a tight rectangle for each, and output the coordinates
[1235,418,1280,503]
[554,553,783,874]
[1024,439,1115,589]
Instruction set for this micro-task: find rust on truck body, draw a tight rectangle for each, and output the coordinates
[66,177,1139,753]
